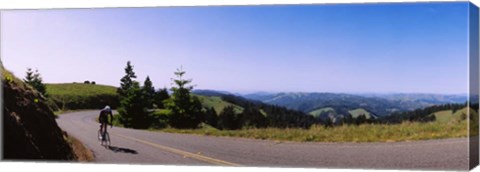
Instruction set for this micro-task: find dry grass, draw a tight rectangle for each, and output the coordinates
[160,119,469,143]
[65,134,94,162]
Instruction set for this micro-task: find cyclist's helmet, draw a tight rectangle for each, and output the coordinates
[103,105,111,111]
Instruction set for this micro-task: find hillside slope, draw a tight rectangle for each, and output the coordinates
[47,83,119,110]
[244,92,400,116]
[244,92,467,116]
[3,69,76,160]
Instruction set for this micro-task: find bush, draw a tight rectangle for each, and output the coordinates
[149,110,170,129]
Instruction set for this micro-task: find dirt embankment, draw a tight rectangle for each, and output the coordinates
[2,69,89,161]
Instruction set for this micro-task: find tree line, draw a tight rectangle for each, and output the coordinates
[377,103,467,124]
[23,63,473,130]
[116,61,317,130]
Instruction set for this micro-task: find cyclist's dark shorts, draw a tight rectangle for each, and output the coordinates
[99,116,108,124]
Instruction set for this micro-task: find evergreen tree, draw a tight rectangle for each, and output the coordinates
[218,106,240,130]
[142,76,155,109]
[241,105,267,128]
[164,67,203,129]
[205,107,218,128]
[117,61,149,129]
[24,68,34,83]
[118,61,137,98]
[24,68,47,97]
[355,114,367,125]
[154,88,170,109]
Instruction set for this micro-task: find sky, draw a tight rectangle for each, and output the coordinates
[0,2,471,94]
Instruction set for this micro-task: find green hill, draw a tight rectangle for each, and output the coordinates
[430,107,468,124]
[47,83,117,96]
[46,83,119,110]
[195,95,244,114]
[348,108,375,119]
[308,107,376,119]
[309,107,335,118]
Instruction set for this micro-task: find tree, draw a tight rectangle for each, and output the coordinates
[241,105,267,128]
[218,106,240,130]
[118,61,137,98]
[205,107,218,128]
[117,61,149,129]
[118,82,150,129]
[154,88,170,109]
[24,68,47,97]
[355,114,367,125]
[142,76,155,109]
[164,67,203,129]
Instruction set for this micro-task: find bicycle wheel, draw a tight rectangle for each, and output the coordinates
[104,132,111,146]
[97,129,102,141]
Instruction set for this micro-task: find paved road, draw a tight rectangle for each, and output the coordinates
[56,110,471,170]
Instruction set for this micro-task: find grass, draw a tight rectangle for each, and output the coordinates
[430,108,467,124]
[46,83,119,110]
[46,83,117,96]
[160,120,468,143]
[348,108,373,119]
[158,108,472,143]
[196,95,244,113]
[309,107,375,119]
[309,107,335,117]
[64,134,94,162]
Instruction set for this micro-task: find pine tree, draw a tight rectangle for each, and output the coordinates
[117,61,149,129]
[218,106,238,130]
[154,88,170,109]
[24,68,34,83]
[164,67,203,129]
[241,105,267,128]
[24,68,47,97]
[205,107,218,128]
[118,61,137,98]
[142,76,155,109]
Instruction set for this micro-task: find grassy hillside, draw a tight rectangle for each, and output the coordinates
[309,107,335,117]
[309,107,375,119]
[47,83,117,96]
[46,83,119,110]
[430,107,468,124]
[161,107,470,142]
[162,120,468,142]
[195,95,244,114]
[348,108,374,119]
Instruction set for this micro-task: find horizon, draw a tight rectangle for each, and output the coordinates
[42,83,469,96]
[1,2,470,94]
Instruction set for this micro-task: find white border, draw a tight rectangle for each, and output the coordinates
[1,1,479,172]
[0,0,478,9]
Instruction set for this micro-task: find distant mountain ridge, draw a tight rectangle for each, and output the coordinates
[244,92,467,116]
[191,90,468,118]
[243,92,400,116]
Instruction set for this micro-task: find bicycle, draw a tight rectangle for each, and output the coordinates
[98,127,111,147]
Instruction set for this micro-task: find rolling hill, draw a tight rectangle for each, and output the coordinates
[46,83,119,110]
[244,92,468,117]
[195,95,244,114]
[243,92,400,116]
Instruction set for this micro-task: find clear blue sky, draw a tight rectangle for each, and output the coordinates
[1,2,470,94]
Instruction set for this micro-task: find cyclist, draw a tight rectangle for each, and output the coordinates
[99,105,113,140]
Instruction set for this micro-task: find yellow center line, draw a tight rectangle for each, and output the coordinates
[113,133,242,167]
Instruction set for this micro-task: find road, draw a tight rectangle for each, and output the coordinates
[56,110,471,170]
